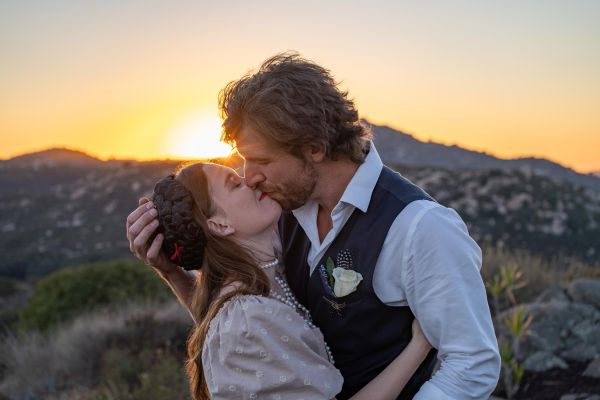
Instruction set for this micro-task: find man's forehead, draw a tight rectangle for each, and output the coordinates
[234,127,274,157]
[235,138,264,153]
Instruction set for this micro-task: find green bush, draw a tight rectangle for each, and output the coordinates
[19,259,172,331]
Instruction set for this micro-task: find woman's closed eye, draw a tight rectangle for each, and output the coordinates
[227,175,242,190]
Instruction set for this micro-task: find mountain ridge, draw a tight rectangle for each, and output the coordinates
[4,123,599,191]
[367,122,600,191]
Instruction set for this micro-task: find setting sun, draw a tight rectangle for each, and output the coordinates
[164,111,233,159]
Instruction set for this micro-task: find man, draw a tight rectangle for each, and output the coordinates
[127,52,500,399]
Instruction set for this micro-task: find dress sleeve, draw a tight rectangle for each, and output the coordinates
[202,295,343,400]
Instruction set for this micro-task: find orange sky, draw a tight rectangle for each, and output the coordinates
[1,1,599,172]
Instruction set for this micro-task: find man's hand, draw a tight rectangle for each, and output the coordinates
[126,197,178,274]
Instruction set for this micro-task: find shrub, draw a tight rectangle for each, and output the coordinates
[18,259,172,331]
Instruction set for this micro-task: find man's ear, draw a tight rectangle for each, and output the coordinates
[206,216,235,237]
[302,145,325,163]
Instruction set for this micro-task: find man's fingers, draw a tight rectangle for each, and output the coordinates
[125,202,154,236]
[132,219,159,256]
[128,208,158,242]
[146,233,164,266]
[126,200,154,231]
[138,197,150,206]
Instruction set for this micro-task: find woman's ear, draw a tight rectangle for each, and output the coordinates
[206,216,235,237]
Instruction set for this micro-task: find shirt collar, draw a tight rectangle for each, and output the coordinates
[292,141,383,218]
[338,141,383,213]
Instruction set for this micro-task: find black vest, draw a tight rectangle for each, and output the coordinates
[279,166,438,400]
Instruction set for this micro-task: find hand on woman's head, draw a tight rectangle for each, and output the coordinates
[126,196,179,273]
[152,173,207,271]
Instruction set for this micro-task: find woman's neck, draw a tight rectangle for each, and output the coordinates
[235,227,279,264]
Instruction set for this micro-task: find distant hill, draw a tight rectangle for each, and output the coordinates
[1,148,599,279]
[5,148,103,169]
[369,122,600,191]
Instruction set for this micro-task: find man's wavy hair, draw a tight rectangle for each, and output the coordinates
[219,52,372,163]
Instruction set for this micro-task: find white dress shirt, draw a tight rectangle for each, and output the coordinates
[291,143,501,399]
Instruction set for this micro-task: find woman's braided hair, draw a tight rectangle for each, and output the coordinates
[152,174,206,270]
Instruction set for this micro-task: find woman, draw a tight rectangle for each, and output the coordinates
[150,161,432,400]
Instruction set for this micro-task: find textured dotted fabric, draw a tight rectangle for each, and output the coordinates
[202,295,343,399]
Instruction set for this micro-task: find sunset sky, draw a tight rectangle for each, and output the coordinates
[1,1,599,172]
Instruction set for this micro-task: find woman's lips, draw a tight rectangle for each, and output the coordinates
[259,192,268,201]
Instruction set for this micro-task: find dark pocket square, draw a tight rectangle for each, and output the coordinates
[317,264,336,297]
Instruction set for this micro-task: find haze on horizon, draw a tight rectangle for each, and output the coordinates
[1,1,599,172]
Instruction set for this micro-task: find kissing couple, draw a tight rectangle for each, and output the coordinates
[126,52,500,400]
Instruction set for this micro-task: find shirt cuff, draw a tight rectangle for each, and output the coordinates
[413,381,456,400]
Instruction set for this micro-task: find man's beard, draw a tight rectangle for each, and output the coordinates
[263,161,317,212]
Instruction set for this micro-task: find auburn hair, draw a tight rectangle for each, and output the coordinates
[169,163,271,399]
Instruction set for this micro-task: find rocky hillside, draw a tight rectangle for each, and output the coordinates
[1,148,599,279]
[0,153,178,278]
[399,165,600,265]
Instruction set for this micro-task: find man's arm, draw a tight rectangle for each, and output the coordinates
[126,197,196,312]
[400,203,500,399]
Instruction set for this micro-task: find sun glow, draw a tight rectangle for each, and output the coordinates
[164,112,233,159]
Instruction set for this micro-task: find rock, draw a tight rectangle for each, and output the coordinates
[583,357,600,378]
[500,302,600,362]
[536,285,571,303]
[523,350,568,372]
[560,342,599,362]
[567,279,600,310]
[561,317,600,362]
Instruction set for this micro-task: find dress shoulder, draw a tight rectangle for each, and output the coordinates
[202,294,343,399]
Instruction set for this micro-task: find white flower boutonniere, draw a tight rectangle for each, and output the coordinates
[332,267,363,297]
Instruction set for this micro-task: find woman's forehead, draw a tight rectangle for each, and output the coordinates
[204,164,241,190]
[205,163,238,176]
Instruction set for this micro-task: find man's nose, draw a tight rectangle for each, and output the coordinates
[244,173,266,189]
[244,165,266,189]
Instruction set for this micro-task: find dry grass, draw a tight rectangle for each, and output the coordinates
[481,244,600,305]
[0,300,191,400]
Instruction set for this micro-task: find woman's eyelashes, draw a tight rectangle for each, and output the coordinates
[228,175,242,190]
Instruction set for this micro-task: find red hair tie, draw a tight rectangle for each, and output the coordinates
[170,243,184,261]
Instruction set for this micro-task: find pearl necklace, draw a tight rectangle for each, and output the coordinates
[270,274,335,365]
[257,259,335,364]
[258,259,280,270]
